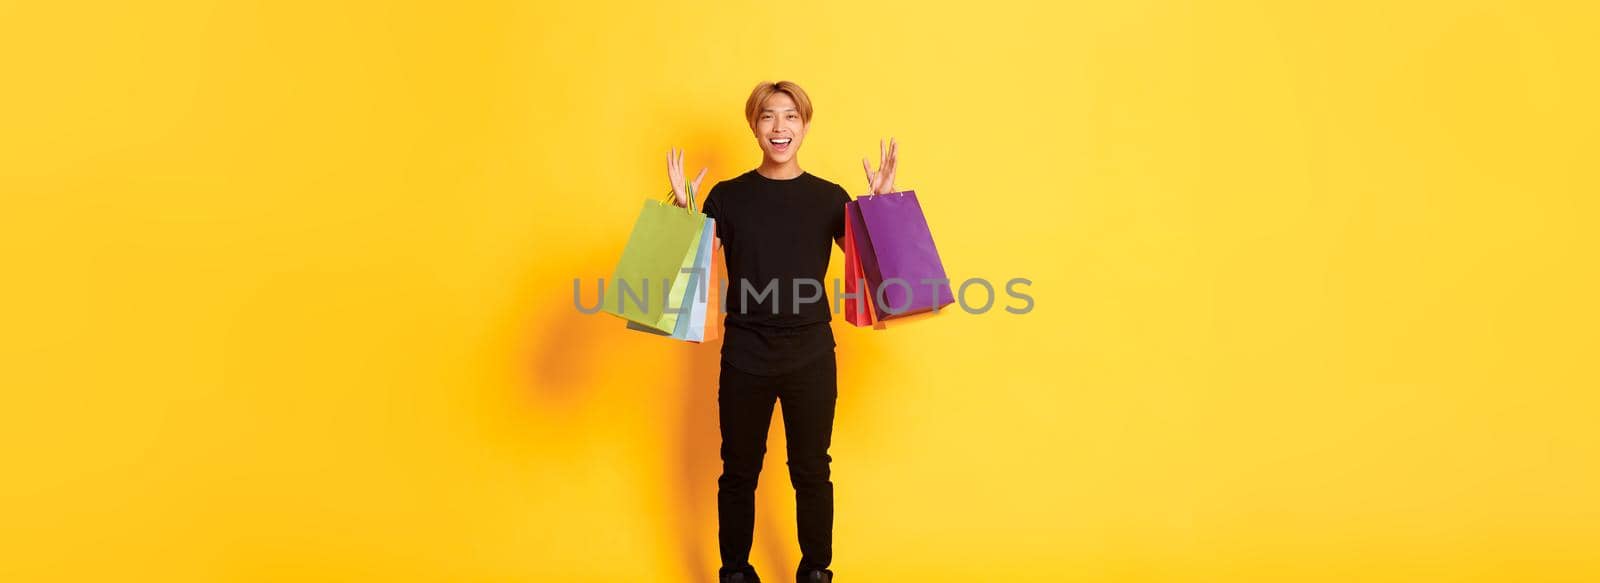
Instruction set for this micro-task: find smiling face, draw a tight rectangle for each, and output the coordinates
[752,92,808,165]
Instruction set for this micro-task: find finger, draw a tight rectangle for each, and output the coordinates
[880,149,893,193]
[879,139,886,171]
[862,157,874,186]
[692,167,708,190]
[888,139,899,180]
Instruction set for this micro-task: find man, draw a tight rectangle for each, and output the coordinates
[666,80,899,583]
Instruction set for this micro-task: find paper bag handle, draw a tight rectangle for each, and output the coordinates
[663,181,698,213]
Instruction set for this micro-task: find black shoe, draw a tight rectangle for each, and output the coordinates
[799,570,832,583]
[721,572,759,583]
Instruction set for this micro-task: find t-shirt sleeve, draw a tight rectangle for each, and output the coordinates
[831,185,850,241]
[701,183,724,240]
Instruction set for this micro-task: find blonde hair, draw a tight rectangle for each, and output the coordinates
[744,80,814,129]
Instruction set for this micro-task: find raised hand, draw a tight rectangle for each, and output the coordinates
[667,148,708,208]
[861,137,898,195]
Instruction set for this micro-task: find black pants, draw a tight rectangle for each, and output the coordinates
[717,350,837,582]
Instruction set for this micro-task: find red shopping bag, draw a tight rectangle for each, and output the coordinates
[842,213,877,327]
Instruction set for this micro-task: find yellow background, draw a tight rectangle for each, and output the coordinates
[3,1,1597,581]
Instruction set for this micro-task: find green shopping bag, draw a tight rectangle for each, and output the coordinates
[625,217,714,341]
[603,185,706,332]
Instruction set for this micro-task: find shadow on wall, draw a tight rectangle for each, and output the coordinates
[524,245,624,413]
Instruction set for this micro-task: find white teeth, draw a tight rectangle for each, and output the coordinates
[771,138,791,144]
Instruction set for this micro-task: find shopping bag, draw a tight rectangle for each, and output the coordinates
[701,239,722,341]
[682,220,716,342]
[841,211,877,327]
[626,217,714,340]
[604,187,706,332]
[852,190,954,320]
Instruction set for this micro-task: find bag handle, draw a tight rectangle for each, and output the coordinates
[662,181,698,213]
[857,188,912,199]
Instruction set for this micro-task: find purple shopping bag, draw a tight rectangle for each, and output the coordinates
[852,190,954,319]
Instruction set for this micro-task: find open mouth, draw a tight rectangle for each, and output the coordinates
[768,137,792,152]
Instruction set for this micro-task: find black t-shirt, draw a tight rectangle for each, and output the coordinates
[702,169,851,376]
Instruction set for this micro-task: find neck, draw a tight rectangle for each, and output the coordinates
[756,157,803,180]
